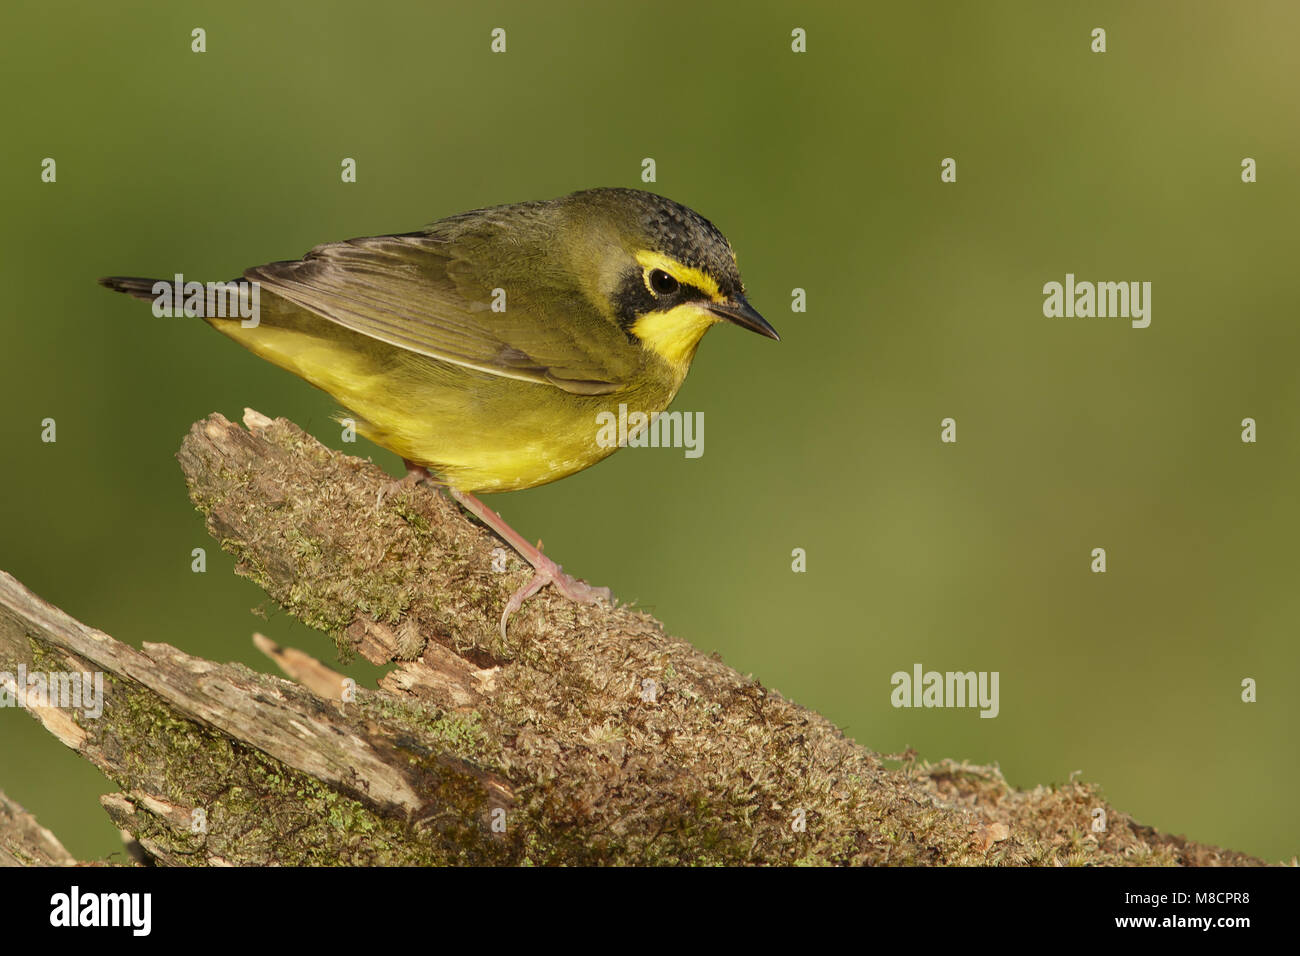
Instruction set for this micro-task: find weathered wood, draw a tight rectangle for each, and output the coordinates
[0,790,77,867]
[0,410,1267,865]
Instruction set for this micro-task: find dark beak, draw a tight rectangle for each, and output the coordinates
[709,296,780,341]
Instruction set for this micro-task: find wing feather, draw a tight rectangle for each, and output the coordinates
[245,230,637,394]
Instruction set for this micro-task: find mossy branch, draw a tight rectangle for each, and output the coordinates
[0,410,1266,865]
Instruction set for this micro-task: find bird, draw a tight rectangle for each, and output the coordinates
[100,187,779,635]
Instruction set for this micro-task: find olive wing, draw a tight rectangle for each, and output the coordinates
[245,232,638,395]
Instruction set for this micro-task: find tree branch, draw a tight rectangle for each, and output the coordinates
[0,410,1265,865]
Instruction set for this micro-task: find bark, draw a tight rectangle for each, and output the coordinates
[0,791,77,866]
[0,410,1265,865]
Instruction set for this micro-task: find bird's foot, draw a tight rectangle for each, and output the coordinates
[376,462,435,507]
[445,487,613,637]
[500,546,613,638]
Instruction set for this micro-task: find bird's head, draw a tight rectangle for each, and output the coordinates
[561,188,779,373]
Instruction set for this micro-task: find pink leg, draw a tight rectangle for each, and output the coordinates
[382,461,612,636]
[446,486,613,637]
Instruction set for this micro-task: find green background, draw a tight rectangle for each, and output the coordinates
[2,0,1296,863]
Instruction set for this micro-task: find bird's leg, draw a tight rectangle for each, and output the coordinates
[379,461,612,636]
[375,462,438,507]
[444,487,613,637]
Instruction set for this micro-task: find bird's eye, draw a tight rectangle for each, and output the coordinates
[648,269,679,296]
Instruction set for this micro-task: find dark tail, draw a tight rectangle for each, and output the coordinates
[98,276,165,302]
[99,275,255,312]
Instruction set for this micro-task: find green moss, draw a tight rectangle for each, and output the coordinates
[282,528,325,562]
[152,415,1263,868]
[394,502,430,534]
[360,695,494,764]
[92,679,509,865]
[27,635,70,675]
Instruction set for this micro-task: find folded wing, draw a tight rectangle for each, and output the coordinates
[245,232,638,395]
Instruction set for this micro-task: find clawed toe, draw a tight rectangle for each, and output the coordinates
[497,561,613,638]
[377,462,435,508]
[444,486,613,636]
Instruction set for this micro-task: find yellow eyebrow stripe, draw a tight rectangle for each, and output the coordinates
[635,250,724,302]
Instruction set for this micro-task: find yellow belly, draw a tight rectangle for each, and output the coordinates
[208,305,679,492]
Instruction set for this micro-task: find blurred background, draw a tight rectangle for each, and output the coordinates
[2,0,1296,862]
